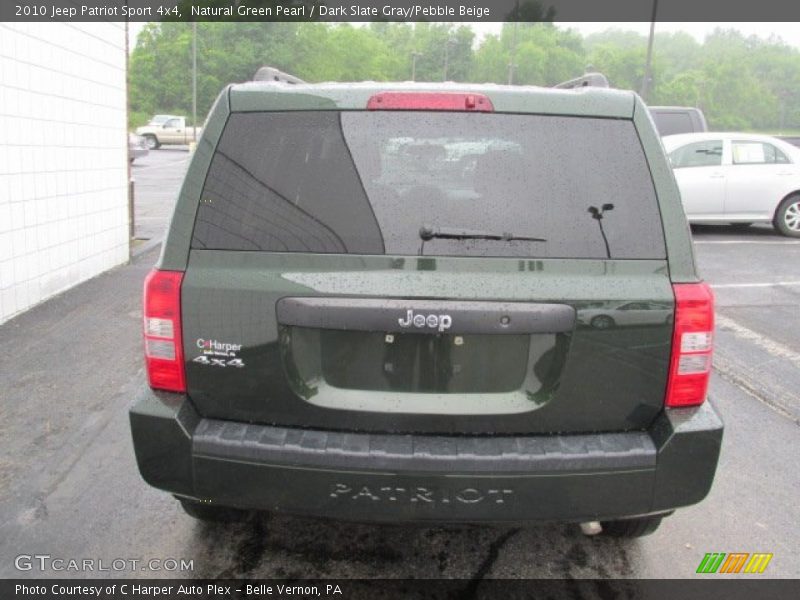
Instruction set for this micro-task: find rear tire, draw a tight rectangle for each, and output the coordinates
[601,515,663,538]
[590,315,615,330]
[143,134,160,150]
[178,498,248,523]
[774,194,800,237]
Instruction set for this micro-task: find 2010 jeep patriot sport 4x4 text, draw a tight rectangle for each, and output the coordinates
[130,73,722,537]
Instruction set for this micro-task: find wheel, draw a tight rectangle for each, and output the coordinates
[178,498,248,523]
[143,134,160,150]
[728,222,752,230]
[601,515,663,538]
[590,315,615,330]
[774,194,800,237]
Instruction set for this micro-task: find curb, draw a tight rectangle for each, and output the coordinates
[131,238,163,260]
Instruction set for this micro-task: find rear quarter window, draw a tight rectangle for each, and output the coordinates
[191,111,666,259]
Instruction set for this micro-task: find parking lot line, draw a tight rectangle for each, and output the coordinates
[711,281,800,289]
[716,314,800,365]
[694,240,800,245]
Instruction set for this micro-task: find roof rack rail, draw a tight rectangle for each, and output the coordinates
[553,72,610,90]
[253,66,305,85]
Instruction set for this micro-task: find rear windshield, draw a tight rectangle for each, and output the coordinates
[191,111,665,259]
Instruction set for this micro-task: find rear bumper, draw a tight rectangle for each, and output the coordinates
[130,389,723,523]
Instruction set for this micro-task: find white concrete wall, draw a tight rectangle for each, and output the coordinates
[0,23,129,323]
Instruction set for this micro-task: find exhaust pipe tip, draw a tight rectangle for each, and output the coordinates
[580,521,603,536]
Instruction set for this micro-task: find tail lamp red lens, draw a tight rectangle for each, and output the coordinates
[143,269,186,393]
[665,282,715,407]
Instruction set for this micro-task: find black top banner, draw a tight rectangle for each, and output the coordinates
[4,0,800,23]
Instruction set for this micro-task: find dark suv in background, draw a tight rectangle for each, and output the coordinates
[649,106,709,136]
[131,71,722,537]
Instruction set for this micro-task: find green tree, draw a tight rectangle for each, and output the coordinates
[127,22,800,133]
[471,23,585,85]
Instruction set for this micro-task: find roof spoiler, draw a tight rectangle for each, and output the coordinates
[553,72,610,90]
[253,66,305,85]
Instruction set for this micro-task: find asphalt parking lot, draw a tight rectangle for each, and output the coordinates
[0,149,798,580]
[130,148,191,245]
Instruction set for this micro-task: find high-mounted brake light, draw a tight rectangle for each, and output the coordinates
[143,269,186,393]
[665,283,715,408]
[367,92,494,112]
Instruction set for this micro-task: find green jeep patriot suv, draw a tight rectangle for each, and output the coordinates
[130,72,722,537]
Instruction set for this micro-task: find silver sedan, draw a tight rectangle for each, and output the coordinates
[663,132,800,237]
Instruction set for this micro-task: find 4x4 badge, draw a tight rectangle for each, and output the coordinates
[193,355,245,368]
[398,309,452,332]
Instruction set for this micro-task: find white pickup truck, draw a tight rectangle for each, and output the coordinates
[135,116,202,149]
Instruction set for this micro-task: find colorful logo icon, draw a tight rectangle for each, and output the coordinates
[696,552,773,574]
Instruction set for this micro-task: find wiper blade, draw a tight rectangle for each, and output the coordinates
[419,225,547,243]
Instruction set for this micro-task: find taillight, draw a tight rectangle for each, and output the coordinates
[367,92,494,112]
[665,282,715,407]
[143,269,186,393]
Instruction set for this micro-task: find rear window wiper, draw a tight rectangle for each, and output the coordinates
[419,225,547,255]
[419,225,547,242]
